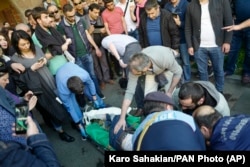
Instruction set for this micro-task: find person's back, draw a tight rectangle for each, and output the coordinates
[211,115,250,150]
[133,110,206,150]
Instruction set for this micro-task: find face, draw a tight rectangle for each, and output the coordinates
[38,13,53,29]
[65,10,76,24]
[105,2,115,11]
[179,97,199,114]
[0,35,8,49]
[18,39,31,53]
[28,15,37,29]
[146,7,159,20]
[73,0,86,10]
[0,73,9,88]
[89,8,100,20]
[47,6,61,20]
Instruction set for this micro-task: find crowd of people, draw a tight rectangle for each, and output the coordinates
[1,0,250,165]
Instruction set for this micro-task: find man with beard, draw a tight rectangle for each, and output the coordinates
[172,81,230,116]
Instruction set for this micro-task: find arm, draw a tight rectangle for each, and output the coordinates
[109,43,127,68]
[222,19,250,31]
[85,30,102,57]
[121,16,128,35]
[104,22,111,35]
[129,5,136,21]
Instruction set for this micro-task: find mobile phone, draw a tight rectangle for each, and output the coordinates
[15,103,29,134]
[37,57,44,63]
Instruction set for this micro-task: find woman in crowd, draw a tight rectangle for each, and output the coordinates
[11,30,75,142]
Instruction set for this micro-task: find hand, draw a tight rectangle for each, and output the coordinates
[188,47,194,56]
[12,116,39,138]
[28,95,37,111]
[30,59,46,71]
[222,43,230,53]
[95,48,102,57]
[10,63,25,74]
[26,116,39,137]
[173,15,181,26]
[222,25,240,32]
[66,38,72,45]
[114,118,126,134]
[119,59,128,68]
[23,91,34,101]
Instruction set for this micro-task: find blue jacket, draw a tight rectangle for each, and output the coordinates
[0,133,60,167]
[210,115,250,150]
[133,110,206,150]
[55,62,96,122]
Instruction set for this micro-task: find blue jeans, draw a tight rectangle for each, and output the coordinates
[180,43,191,82]
[128,28,139,41]
[225,27,250,76]
[76,54,103,98]
[194,47,224,92]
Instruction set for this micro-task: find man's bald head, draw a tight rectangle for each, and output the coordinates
[15,23,32,36]
[193,105,215,117]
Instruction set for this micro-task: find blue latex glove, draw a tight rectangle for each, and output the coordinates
[93,96,106,109]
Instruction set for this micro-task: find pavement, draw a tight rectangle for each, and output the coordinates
[34,72,250,167]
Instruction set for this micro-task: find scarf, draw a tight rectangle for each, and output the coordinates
[35,24,65,56]
[136,0,147,27]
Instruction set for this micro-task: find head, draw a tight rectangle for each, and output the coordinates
[1,27,14,43]
[67,76,85,94]
[192,105,222,141]
[178,82,205,114]
[144,0,160,20]
[103,0,115,11]
[0,59,9,89]
[72,0,87,11]
[47,4,61,22]
[63,4,76,24]
[143,91,174,116]
[0,33,9,50]
[15,23,32,36]
[32,7,52,29]
[129,52,151,76]
[48,14,57,28]
[11,30,36,55]
[88,3,101,20]
[25,9,37,29]
[3,21,10,28]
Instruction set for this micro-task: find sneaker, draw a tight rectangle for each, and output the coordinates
[59,132,75,142]
[207,66,214,77]
[81,136,87,141]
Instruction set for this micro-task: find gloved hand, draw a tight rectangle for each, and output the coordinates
[93,96,106,109]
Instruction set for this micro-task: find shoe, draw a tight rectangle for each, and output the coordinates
[106,79,115,85]
[59,132,75,142]
[133,108,144,117]
[241,74,250,84]
[81,136,87,141]
[99,82,105,90]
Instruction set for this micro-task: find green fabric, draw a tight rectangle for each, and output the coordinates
[72,24,87,56]
[86,123,115,151]
[85,115,141,151]
[48,55,68,75]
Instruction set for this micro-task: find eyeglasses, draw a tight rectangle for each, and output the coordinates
[50,10,59,15]
[74,1,82,6]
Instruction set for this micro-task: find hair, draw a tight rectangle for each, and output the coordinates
[0,32,10,48]
[179,82,205,104]
[32,6,48,21]
[62,3,74,14]
[144,0,159,11]
[143,101,166,116]
[129,52,150,71]
[11,30,36,56]
[24,9,33,17]
[103,0,113,6]
[47,4,59,11]
[0,59,9,77]
[193,108,222,129]
[88,3,100,11]
[67,76,85,94]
